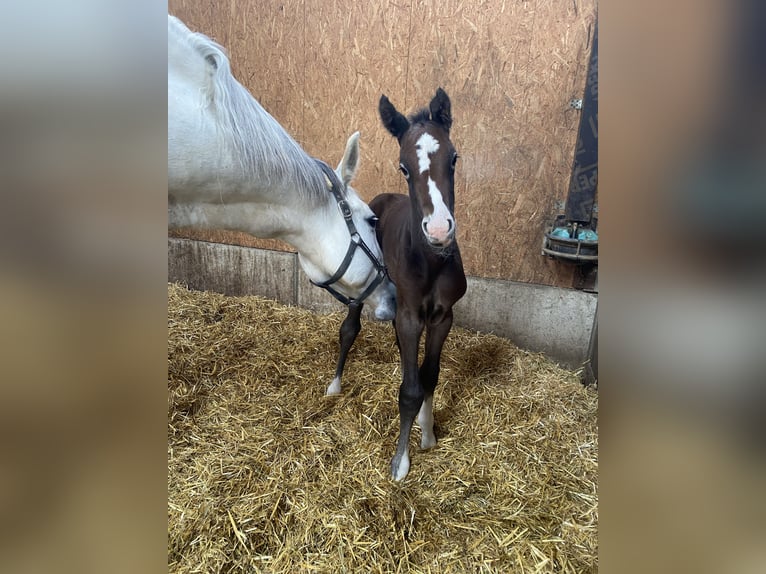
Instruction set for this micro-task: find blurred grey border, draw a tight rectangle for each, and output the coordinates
[0,2,168,573]
[601,0,766,572]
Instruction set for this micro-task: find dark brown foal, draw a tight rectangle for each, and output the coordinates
[329,88,466,481]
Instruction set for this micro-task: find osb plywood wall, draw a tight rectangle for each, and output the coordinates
[169,0,597,287]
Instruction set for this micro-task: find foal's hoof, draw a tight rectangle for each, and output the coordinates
[420,433,437,450]
[390,451,410,482]
[325,377,341,396]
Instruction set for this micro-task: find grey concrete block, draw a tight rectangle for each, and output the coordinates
[453,276,597,368]
[168,238,297,303]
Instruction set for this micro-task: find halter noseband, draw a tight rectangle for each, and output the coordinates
[310,160,388,307]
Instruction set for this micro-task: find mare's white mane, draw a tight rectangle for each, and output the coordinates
[169,16,327,201]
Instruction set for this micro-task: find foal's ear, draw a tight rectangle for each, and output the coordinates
[429,87,452,132]
[379,94,410,140]
[337,131,360,185]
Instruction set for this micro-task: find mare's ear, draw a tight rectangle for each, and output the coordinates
[337,131,360,185]
[379,94,410,140]
[429,87,452,132]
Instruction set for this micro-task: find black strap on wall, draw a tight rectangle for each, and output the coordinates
[565,24,598,224]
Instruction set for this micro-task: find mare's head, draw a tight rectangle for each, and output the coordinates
[379,88,458,248]
[303,132,396,320]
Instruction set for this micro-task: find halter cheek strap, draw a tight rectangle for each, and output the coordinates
[310,160,388,306]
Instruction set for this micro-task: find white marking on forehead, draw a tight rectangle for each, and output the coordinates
[415,132,440,174]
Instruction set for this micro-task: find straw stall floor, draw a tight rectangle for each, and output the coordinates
[168,283,598,573]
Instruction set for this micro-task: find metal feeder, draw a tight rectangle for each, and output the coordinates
[542,215,598,264]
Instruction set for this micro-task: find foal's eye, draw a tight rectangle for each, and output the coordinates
[451,153,459,169]
[399,163,410,180]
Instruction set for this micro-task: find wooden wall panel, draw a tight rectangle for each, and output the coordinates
[168,0,597,287]
[298,0,412,201]
[170,0,306,138]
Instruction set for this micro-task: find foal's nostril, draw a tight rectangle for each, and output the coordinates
[446,219,454,233]
[422,219,429,234]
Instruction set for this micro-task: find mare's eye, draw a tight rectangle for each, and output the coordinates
[451,153,459,169]
[399,163,410,180]
[367,215,379,227]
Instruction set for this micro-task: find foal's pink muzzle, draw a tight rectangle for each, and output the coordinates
[422,215,455,246]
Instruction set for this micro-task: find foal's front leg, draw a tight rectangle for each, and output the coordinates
[326,302,363,395]
[417,308,454,449]
[390,308,424,481]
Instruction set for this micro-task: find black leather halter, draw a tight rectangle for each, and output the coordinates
[310,160,388,307]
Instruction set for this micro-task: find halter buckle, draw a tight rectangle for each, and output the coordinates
[337,199,353,221]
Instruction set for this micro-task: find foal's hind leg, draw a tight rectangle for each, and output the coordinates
[417,309,454,449]
[327,302,363,395]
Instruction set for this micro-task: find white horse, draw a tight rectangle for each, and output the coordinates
[168,15,395,319]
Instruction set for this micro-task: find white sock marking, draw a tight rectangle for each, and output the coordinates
[326,376,341,396]
[418,396,437,449]
[392,449,410,481]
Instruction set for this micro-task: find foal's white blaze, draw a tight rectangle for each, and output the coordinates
[418,396,437,449]
[415,133,454,244]
[425,178,454,244]
[416,132,440,174]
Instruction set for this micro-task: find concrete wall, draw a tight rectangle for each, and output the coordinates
[169,238,597,369]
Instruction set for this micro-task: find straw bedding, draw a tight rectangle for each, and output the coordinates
[168,282,598,573]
